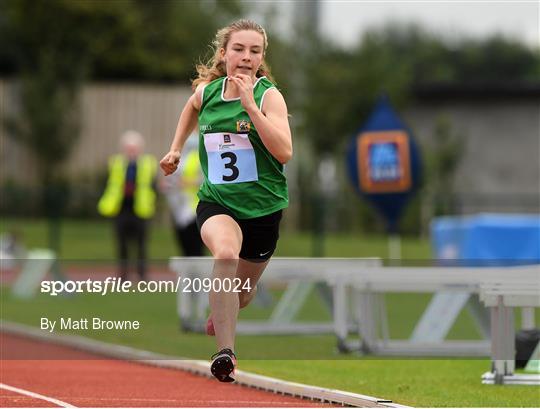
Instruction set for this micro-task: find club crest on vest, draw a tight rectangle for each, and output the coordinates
[236,120,251,133]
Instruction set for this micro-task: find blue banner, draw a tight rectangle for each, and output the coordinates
[346,96,422,232]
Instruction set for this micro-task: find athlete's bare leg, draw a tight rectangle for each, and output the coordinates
[200,215,242,352]
[235,259,269,309]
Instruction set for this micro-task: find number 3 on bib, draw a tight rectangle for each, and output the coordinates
[204,132,259,184]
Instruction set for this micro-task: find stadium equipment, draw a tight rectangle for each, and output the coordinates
[172,257,539,385]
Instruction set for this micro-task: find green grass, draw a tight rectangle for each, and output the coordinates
[0,217,431,259]
[2,286,540,407]
[3,286,477,360]
[1,287,340,360]
[1,218,539,407]
[239,360,540,407]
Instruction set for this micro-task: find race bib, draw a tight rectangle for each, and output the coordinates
[204,132,258,184]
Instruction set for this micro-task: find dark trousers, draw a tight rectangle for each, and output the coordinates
[173,219,204,257]
[115,208,147,280]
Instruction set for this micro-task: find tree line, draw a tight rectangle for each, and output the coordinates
[1,0,539,232]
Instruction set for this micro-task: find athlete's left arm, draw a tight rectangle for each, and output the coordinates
[231,75,293,164]
[253,89,293,164]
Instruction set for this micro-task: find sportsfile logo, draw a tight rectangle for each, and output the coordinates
[40,277,251,296]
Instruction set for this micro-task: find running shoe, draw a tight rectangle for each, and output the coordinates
[206,315,215,336]
[210,348,237,382]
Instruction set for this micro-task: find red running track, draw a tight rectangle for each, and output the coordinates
[0,333,339,408]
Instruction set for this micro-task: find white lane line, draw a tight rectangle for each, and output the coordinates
[0,383,76,408]
[2,321,408,407]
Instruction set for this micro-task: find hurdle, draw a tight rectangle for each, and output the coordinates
[341,264,538,357]
[479,279,540,385]
[170,258,539,362]
[171,257,381,336]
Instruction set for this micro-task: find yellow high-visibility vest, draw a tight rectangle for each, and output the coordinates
[97,154,157,219]
[182,150,201,211]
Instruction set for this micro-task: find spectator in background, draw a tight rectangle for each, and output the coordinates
[98,130,157,281]
[0,229,25,270]
[160,136,204,256]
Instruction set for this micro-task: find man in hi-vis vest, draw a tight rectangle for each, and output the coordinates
[98,130,157,281]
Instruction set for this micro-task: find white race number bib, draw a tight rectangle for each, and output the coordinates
[204,132,258,184]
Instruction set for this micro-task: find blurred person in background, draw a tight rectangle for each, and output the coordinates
[160,136,204,257]
[160,19,292,382]
[98,130,157,281]
[0,229,25,271]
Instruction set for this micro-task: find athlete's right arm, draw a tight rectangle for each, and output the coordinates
[160,84,205,176]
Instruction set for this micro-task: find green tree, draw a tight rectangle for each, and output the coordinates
[447,35,540,82]
[297,23,539,233]
[419,116,464,236]
[301,23,540,158]
[90,0,245,82]
[1,0,246,185]
[0,0,245,250]
[1,0,150,181]
[302,28,415,157]
[1,0,142,254]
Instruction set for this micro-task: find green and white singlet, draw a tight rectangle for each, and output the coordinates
[197,76,289,219]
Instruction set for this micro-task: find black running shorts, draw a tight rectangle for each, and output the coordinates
[196,201,282,263]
